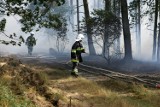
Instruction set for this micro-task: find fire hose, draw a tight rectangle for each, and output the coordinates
[65,61,160,88]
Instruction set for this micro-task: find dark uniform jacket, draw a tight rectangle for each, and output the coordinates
[26,36,36,47]
[71,41,85,63]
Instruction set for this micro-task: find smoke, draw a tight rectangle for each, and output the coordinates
[0,16,54,55]
[131,18,153,61]
[0,0,155,62]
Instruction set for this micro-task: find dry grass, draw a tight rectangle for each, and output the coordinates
[0,58,54,107]
[0,79,35,107]
[1,57,160,107]
[48,70,160,107]
[28,61,160,107]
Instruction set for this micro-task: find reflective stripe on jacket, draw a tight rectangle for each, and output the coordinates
[71,41,85,63]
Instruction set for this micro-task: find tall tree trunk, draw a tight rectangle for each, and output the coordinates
[156,1,160,61]
[76,0,80,33]
[136,0,141,57]
[121,0,132,60]
[83,0,96,55]
[157,23,160,61]
[152,0,158,60]
[113,0,121,58]
[117,0,121,58]
[113,0,117,53]
[69,0,74,30]
[70,0,73,8]
[103,0,110,61]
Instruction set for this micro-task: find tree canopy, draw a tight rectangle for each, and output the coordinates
[0,0,65,46]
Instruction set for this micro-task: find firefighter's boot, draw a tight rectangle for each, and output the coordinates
[71,68,78,77]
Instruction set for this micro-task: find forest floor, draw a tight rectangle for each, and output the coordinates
[0,54,160,107]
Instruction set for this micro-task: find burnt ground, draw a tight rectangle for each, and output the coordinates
[15,54,160,83]
[84,55,160,76]
[1,54,160,107]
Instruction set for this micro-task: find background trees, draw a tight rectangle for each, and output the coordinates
[1,0,160,62]
[129,0,141,57]
[0,0,65,46]
[83,0,96,55]
[121,0,133,60]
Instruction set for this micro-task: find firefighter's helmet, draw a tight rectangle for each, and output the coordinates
[76,34,84,41]
[31,32,35,35]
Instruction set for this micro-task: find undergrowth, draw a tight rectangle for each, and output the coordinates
[0,57,160,107]
[0,82,35,107]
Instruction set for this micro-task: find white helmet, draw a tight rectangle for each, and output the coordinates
[30,32,35,35]
[75,34,84,41]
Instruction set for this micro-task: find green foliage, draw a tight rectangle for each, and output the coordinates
[57,18,67,38]
[5,0,65,32]
[56,17,69,52]
[44,13,62,29]
[128,0,143,27]
[129,0,156,27]
[0,83,35,107]
[0,32,25,46]
[0,0,66,46]
[81,9,121,46]
[131,84,148,98]
[0,18,6,32]
[55,0,65,6]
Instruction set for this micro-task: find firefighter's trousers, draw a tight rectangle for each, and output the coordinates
[72,62,79,74]
[28,46,33,55]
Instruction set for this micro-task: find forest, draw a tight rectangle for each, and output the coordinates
[0,0,160,107]
[0,0,160,62]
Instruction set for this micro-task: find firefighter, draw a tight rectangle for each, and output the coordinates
[26,32,36,55]
[71,34,85,77]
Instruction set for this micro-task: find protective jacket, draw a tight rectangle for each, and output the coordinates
[71,41,85,63]
[26,36,36,47]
